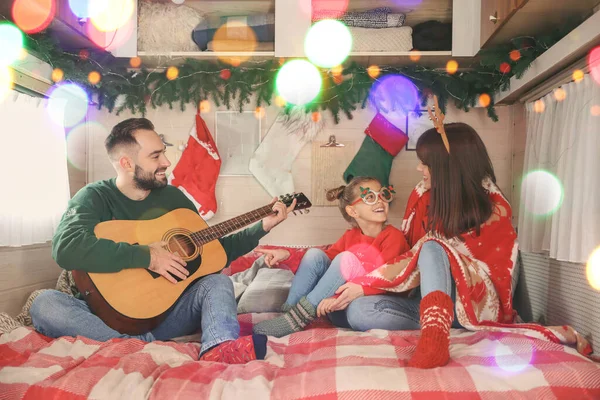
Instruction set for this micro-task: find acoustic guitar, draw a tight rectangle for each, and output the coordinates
[72,193,312,335]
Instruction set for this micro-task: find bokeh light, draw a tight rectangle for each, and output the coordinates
[166,66,179,80]
[90,0,134,32]
[87,17,135,51]
[0,23,24,67]
[199,100,210,113]
[500,62,511,74]
[212,21,257,65]
[51,68,64,83]
[331,65,343,77]
[69,0,96,19]
[88,71,101,85]
[276,60,322,106]
[479,93,491,107]
[592,105,600,116]
[586,247,600,291]
[310,0,349,19]
[12,0,56,34]
[409,50,421,62]
[219,68,231,80]
[254,107,266,119]
[521,170,564,216]
[274,96,286,108]
[509,50,521,62]
[47,83,89,128]
[589,46,600,85]
[130,57,142,68]
[0,67,14,102]
[369,74,419,116]
[553,87,566,102]
[67,122,106,170]
[367,65,380,79]
[17,48,28,61]
[446,60,458,74]
[391,0,423,5]
[228,57,242,67]
[533,99,545,113]
[341,244,386,280]
[573,69,584,83]
[494,342,533,373]
[305,20,352,68]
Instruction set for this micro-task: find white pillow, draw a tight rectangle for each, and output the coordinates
[138,2,204,52]
[237,268,294,314]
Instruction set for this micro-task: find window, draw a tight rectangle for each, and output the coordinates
[0,91,70,246]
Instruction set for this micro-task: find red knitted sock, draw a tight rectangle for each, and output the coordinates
[408,291,454,369]
[200,334,267,364]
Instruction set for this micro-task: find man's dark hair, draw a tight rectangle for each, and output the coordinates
[105,118,155,158]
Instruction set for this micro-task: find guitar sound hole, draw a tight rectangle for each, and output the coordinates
[145,234,202,281]
[167,234,196,258]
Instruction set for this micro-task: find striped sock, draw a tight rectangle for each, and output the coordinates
[408,291,454,369]
[253,297,316,338]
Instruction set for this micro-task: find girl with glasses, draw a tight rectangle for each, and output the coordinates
[253,176,409,338]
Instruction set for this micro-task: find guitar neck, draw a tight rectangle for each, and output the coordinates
[190,204,274,245]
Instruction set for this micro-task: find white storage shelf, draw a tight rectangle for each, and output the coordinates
[131,0,456,67]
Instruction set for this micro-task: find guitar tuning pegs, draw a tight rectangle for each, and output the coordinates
[292,210,297,216]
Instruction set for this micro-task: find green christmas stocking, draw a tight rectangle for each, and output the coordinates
[343,113,409,187]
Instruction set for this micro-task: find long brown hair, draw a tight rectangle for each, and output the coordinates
[326,176,379,226]
[416,122,496,238]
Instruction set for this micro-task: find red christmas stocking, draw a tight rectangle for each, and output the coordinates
[170,113,221,220]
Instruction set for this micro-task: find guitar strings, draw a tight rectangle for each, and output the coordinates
[163,202,297,253]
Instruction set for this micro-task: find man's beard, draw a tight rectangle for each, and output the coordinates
[133,165,167,190]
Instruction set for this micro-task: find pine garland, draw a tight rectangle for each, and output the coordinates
[13,20,579,123]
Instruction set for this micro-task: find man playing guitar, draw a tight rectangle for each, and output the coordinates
[30,118,295,364]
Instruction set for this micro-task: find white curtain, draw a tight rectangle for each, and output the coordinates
[518,74,600,263]
[0,91,70,246]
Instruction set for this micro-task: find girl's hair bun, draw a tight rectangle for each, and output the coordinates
[326,185,346,202]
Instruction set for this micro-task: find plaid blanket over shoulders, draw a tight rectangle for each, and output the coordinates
[354,178,593,356]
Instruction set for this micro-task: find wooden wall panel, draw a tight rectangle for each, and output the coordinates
[0,244,61,316]
[87,101,520,246]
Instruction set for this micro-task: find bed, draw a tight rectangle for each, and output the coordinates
[1,246,599,399]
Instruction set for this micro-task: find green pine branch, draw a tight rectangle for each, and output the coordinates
[4,16,577,124]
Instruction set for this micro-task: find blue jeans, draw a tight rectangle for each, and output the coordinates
[285,249,360,308]
[30,274,239,354]
[328,241,462,330]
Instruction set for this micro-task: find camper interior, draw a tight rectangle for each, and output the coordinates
[0,0,599,398]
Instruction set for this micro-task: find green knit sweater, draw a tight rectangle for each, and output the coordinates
[52,178,267,273]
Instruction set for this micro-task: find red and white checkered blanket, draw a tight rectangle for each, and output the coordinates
[2,313,599,400]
